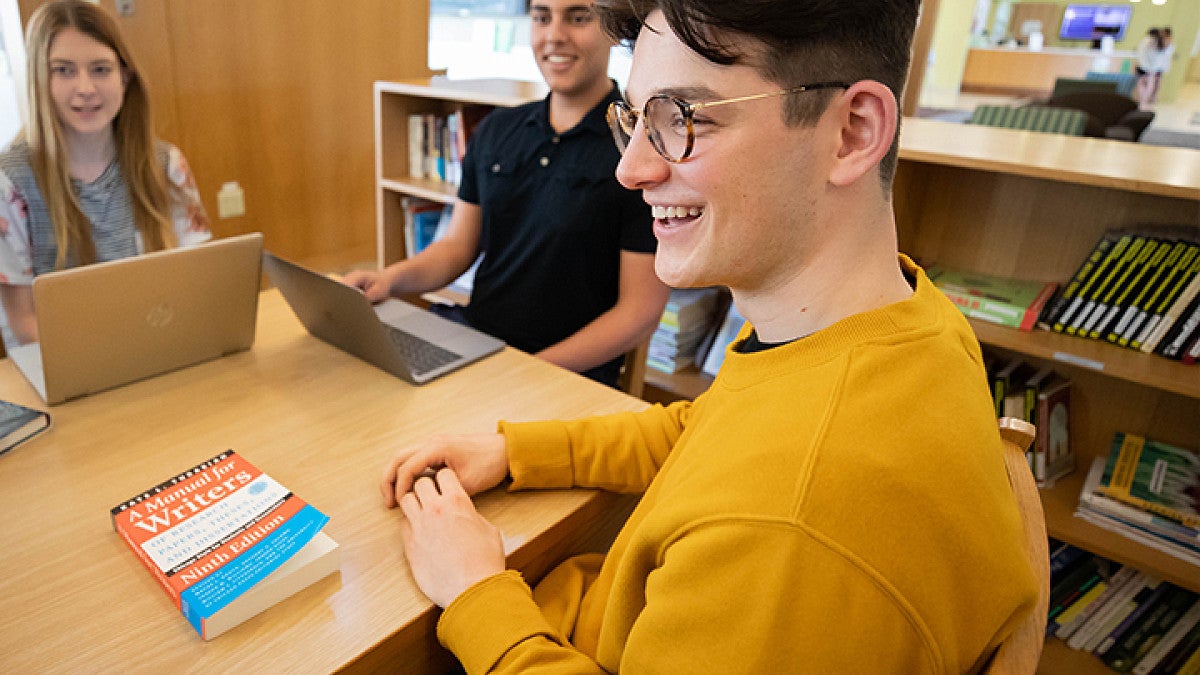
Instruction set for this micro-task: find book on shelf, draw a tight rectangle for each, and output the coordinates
[1030,369,1073,486]
[110,450,339,639]
[1132,249,1200,352]
[1040,231,1117,330]
[1132,600,1200,674]
[1074,571,1160,653]
[1156,291,1200,361]
[1056,232,1135,335]
[987,357,1025,418]
[1057,565,1138,640]
[1078,235,1157,340]
[1079,458,1200,552]
[1101,432,1200,530]
[401,196,447,259]
[700,302,746,378]
[0,398,50,457]
[646,287,721,374]
[1089,236,1169,340]
[1149,620,1200,674]
[1103,584,1198,672]
[925,265,1057,331]
[1121,242,1199,348]
[1107,239,1188,344]
[406,114,424,179]
[1094,579,1172,657]
[1183,331,1200,366]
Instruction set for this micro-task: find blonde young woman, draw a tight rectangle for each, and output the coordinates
[0,0,210,345]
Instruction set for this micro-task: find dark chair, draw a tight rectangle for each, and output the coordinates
[1041,92,1155,141]
[1050,77,1119,99]
[1085,71,1137,98]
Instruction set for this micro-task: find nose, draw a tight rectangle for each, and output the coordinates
[76,72,97,96]
[615,119,670,191]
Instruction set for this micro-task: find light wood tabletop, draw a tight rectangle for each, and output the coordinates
[0,290,646,674]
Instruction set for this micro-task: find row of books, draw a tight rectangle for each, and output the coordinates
[1047,542,1200,673]
[1039,230,1200,362]
[405,105,489,187]
[985,355,1074,485]
[400,196,453,259]
[646,287,721,374]
[1076,432,1200,568]
[926,228,1200,365]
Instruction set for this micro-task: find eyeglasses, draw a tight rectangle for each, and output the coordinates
[607,82,849,163]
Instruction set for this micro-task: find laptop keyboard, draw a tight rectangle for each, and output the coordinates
[386,326,461,375]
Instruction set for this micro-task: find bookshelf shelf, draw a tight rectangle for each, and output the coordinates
[968,319,1200,400]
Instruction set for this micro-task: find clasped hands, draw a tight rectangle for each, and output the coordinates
[380,432,510,608]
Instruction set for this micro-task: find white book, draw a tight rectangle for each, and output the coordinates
[1069,570,1153,651]
[1078,458,1200,549]
[1132,599,1200,675]
[407,114,425,179]
[1076,509,1200,567]
[1056,565,1137,640]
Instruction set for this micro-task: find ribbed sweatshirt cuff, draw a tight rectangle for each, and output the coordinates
[438,570,562,673]
[499,420,575,490]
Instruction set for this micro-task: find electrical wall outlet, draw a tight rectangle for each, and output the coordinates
[217,182,245,219]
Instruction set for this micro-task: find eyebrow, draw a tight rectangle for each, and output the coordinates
[624,84,724,106]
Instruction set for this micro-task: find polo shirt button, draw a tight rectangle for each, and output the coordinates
[540,157,550,167]
[552,136,561,144]
[491,163,501,173]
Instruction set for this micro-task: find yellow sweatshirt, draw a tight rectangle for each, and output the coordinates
[438,258,1039,673]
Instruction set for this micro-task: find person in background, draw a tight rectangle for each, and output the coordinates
[1149,27,1175,106]
[380,0,1039,671]
[1135,27,1166,108]
[0,0,210,347]
[344,0,668,388]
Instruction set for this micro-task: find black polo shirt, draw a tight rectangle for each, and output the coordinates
[458,83,656,374]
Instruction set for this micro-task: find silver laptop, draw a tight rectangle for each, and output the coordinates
[262,252,503,384]
[8,233,263,405]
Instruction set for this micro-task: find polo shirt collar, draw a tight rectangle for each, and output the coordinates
[527,80,621,138]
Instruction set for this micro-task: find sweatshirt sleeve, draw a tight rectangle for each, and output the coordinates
[499,399,693,493]
[0,169,33,285]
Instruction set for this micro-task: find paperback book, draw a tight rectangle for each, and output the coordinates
[111,450,339,639]
[1101,433,1200,530]
[926,266,1057,331]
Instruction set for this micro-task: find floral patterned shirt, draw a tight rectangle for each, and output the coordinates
[0,138,211,285]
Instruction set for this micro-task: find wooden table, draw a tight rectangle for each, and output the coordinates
[0,290,646,673]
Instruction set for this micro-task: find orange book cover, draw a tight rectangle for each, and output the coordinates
[110,450,334,639]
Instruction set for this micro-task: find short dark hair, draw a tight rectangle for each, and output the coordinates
[595,0,921,185]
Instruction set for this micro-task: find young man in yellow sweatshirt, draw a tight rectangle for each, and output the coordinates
[381,0,1041,672]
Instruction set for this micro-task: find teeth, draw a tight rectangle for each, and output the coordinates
[547,55,571,63]
[651,206,703,219]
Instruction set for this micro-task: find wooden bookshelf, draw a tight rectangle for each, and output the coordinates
[895,118,1200,673]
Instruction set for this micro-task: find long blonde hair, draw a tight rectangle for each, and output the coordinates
[23,0,175,269]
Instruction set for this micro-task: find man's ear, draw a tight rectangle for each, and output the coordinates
[828,80,897,187]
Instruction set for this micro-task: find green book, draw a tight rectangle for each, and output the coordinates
[926,266,1057,331]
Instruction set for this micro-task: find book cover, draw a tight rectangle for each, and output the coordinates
[1088,237,1162,340]
[926,266,1057,331]
[110,450,339,639]
[0,398,50,458]
[1033,373,1072,485]
[1132,250,1200,351]
[1101,433,1200,529]
[1095,579,1171,657]
[1079,458,1200,551]
[1157,292,1200,360]
[1058,566,1137,640]
[1148,619,1200,675]
[1104,585,1198,672]
[1079,236,1153,339]
[1108,239,1186,344]
[700,303,746,378]
[1142,268,1200,355]
[1122,243,1199,348]
[406,114,425,179]
[1133,599,1200,674]
[1183,330,1200,366]
[1040,232,1116,330]
[1083,574,1160,653]
[1070,571,1154,651]
[1057,233,1134,334]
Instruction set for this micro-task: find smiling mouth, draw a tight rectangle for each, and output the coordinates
[652,206,703,220]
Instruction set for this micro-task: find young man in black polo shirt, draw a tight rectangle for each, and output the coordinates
[345,0,668,387]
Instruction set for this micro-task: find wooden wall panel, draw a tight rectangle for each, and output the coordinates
[18,0,432,270]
